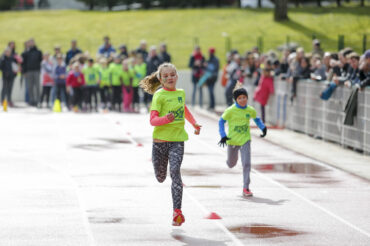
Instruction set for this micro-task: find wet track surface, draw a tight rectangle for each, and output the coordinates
[1,108,370,245]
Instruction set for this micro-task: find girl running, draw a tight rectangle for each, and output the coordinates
[140,63,201,226]
[218,82,267,197]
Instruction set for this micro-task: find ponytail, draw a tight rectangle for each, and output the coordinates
[140,72,161,95]
[139,62,178,95]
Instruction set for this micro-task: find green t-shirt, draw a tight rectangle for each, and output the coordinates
[133,63,147,87]
[221,104,257,146]
[99,66,110,87]
[122,69,134,86]
[83,66,100,86]
[109,63,122,86]
[150,88,188,142]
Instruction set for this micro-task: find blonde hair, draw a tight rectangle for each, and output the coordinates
[140,63,177,94]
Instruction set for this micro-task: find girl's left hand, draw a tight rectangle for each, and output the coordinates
[193,123,202,135]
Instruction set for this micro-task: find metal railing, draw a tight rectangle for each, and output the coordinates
[246,78,370,155]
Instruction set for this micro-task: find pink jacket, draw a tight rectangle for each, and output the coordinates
[253,75,274,106]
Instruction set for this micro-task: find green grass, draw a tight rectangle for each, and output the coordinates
[0,7,369,68]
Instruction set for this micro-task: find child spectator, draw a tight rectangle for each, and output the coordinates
[39,52,54,108]
[132,55,147,112]
[109,56,123,112]
[253,68,274,123]
[121,60,134,112]
[53,54,68,108]
[83,58,100,112]
[98,58,111,111]
[67,62,85,112]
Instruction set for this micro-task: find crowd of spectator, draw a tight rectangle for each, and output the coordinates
[218,39,369,121]
[0,36,172,112]
[1,37,369,115]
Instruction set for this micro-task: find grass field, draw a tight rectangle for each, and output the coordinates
[0,6,369,68]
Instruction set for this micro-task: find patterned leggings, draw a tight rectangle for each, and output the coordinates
[152,142,184,210]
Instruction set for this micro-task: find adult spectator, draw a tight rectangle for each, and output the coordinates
[136,40,148,61]
[118,44,128,60]
[312,39,324,58]
[21,40,30,102]
[279,49,290,77]
[97,36,116,58]
[23,39,43,106]
[0,48,18,106]
[159,43,171,63]
[343,53,361,87]
[144,46,162,109]
[225,54,242,106]
[299,57,311,79]
[204,47,219,111]
[65,40,82,65]
[188,45,205,107]
[359,50,370,89]
[310,55,326,81]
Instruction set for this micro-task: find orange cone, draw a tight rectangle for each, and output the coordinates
[205,212,222,220]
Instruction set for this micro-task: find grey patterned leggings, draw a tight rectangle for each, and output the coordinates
[152,142,184,210]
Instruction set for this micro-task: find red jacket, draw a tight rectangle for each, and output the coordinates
[253,75,274,106]
[66,71,85,88]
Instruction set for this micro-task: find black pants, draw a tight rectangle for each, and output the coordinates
[143,91,152,108]
[55,84,68,104]
[207,76,217,109]
[112,85,122,111]
[100,86,110,108]
[72,87,83,108]
[39,86,52,106]
[1,77,15,102]
[84,86,98,110]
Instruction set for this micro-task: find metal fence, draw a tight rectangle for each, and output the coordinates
[246,78,370,155]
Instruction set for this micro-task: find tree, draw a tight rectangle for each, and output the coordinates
[0,0,16,10]
[274,0,288,21]
[258,0,262,8]
[106,0,119,10]
[76,0,98,10]
[336,0,341,7]
[316,0,321,7]
[360,0,364,6]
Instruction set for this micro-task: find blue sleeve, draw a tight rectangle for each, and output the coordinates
[219,117,227,138]
[254,117,266,130]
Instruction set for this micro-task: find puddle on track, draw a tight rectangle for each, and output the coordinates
[254,163,330,174]
[229,224,304,238]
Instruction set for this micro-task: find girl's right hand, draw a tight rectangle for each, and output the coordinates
[166,113,175,122]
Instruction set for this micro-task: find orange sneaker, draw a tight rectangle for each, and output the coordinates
[243,188,253,197]
[172,209,185,226]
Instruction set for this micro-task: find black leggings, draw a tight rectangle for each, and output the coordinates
[100,86,110,108]
[152,142,184,210]
[72,87,83,108]
[84,86,98,110]
[39,86,52,105]
[112,85,122,111]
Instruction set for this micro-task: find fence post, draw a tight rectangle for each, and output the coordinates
[257,36,263,53]
[363,34,367,53]
[193,37,199,47]
[338,35,345,51]
[225,36,231,53]
[286,35,290,49]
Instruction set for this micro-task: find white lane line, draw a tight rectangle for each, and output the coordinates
[184,190,245,246]
[51,114,97,246]
[192,136,370,239]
